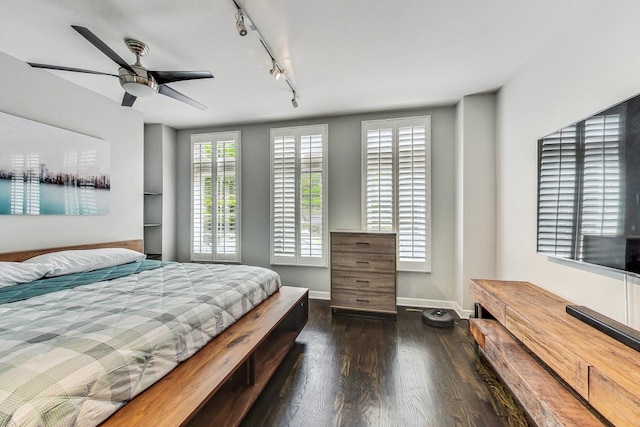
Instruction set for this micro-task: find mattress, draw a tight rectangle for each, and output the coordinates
[0,261,281,427]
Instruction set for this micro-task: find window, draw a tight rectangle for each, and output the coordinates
[270,124,328,266]
[191,131,241,262]
[362,117,431,271]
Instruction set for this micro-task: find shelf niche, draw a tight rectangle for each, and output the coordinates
[143,124,177,261]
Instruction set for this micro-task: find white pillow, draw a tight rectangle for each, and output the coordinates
[25,248,147,277]
[0,262,51,288]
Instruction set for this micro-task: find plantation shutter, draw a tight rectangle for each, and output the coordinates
[192,141,212,256]
[537,126,578,258]
[364,126,394,231]
[272,133,297,260]
[578,114,623,257]
[362,116,431,272]
[191,131,241,262]
[215,138,239,258]
[271,125,328,266]
[299,133,324,258]
[397,118,429,269]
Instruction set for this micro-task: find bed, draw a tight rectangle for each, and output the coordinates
[0,240,308,427]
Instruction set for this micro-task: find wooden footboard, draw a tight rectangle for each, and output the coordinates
[101,286,309,427]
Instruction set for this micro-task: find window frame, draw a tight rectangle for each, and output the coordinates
[270,124,329,267]
[190,130,242,263]
[361,116,432,272]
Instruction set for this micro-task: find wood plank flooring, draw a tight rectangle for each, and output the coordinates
[241,300,527,427]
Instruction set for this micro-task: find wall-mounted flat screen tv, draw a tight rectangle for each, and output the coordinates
[537,93,640,275]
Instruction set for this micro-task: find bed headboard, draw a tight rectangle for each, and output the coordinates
[0,240,144,262]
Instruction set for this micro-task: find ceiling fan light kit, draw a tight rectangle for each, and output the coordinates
[119,67,159,98]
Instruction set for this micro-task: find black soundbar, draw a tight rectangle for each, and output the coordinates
[566,305,640,353]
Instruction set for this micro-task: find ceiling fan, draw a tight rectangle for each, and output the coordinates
[28,25,213,110]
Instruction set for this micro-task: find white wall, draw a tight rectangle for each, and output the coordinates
[497,0,640,327]
[0,51,144,252]
[176,107,456,304]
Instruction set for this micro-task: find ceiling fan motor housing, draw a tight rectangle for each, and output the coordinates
[118,65,158,97]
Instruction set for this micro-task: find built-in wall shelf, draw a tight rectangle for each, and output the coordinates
[143,124,177,262]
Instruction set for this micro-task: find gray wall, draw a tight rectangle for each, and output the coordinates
[176,106,456,302]
[144,124,178,261]
[0,51,144,252]
[455,94,497,309]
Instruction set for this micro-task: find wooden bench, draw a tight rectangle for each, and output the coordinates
[470,319,603,426]
[471,279,640,427]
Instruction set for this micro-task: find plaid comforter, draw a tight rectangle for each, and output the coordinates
[0,262,281,427]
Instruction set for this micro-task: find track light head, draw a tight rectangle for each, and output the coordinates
[270,60,283,80]
[236,10,248,36]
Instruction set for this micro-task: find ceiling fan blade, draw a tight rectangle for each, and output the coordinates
[71,25,134,73]
[122,92,137,107]
[28,62,118,77]
[149,70,213,85]
[158,84,207,110]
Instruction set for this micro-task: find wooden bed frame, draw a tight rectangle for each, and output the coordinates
[1,240,309,427]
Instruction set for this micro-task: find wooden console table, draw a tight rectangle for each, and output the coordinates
[470,279,640,426]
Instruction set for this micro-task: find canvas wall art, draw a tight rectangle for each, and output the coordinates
[0,111,110,215]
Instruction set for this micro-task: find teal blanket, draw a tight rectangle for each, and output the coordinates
[0,259,167,304]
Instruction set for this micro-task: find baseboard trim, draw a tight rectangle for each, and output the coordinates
[309,291,331,300]
[308,292,473,318]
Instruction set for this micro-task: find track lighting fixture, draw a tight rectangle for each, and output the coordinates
[232,0,300,107]
[289,81,299,108]
[270,60,283,80]
[235,10,247,36]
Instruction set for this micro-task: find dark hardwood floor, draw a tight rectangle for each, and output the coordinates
[242,300,527,427]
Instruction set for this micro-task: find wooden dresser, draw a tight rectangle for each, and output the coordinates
[330,231,396,315]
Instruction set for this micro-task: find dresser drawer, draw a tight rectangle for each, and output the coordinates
[331,252,395,272]
[331,272,395,292]
[331,232,395,254]
[331,288,396,313]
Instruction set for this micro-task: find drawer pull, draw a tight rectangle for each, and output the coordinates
[356,280,370,284]
[356,261,369,265]
[356,242,370,246]
[356,298,370,303]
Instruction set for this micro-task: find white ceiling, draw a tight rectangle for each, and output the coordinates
[0,0,596,129]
